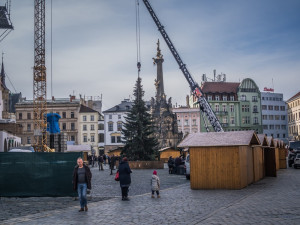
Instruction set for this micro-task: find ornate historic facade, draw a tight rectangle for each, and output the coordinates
[150,40,181,149]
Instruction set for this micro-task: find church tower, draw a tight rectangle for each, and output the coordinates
[0,55,10,119]
[151,40,181,149]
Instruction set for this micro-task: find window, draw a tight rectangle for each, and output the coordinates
[269,115,274,120]
[27,137,31,144]
[241,95,246,101]
[192,119,196,126]
[91,135,95,142]
[91,115,94,121]
[118,115,121,119]
[263,125,268,130]
[99,123,104,130]
[252,96,258,102]
[91,124,95,131]
[83,125,87,131]
[253,105,258,113]
[109,115,112,119]
[111,136,116,143]
[242,105,249,112]
[230,95,235,101]
[71,136,75,141]
[71,112,75,118]
[262,105,267,110]
[275,125,280,130]
[262,115,268,120]
[62,112,66,118]
[108,122,113,131]
[268,105,273,110]
[19,113,22,120]
[230,105,234,112]
[83,116,87,121]
[99,133,104,142]
[207,95,212,101]
[280,106,285,111]
[277,134,280,138]
[83,135,87,142]
[281,115,286,120]
[27,124,31,131]
[117,136,122,143]
[56,112,60,115]
[269,125,274,129]
[71,123,75,130]
[242,116,250,124]
[117,122,122,131]
[27,113,31,119]
[275,115,280,120]
[274,106,279,111]
[215,105,219,112]
[223,96,227,101]
[222,117,228,123]
[215,95,220,101]
[62,123,66,130]
[230,117,235,124]
[184,119,189,126]
[222,105,227,112]
[253,117,258,124]
[281,125,286,130]
[177,120,181,125]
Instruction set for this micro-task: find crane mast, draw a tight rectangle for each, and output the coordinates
[142,0,223,132]
[33,0,47,151]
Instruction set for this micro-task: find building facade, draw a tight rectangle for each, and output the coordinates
[286,91,300,141]
[190,78,263,133]
[261,92,288,141]
[103,99,133,153]
[15,96,82,145]
[78,105,100,155]
[172,106,200,136]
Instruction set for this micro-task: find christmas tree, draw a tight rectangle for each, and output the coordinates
[122,77,158,161]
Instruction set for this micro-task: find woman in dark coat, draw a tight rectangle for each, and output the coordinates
[118,157,132,201]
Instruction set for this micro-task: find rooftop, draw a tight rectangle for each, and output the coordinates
[201,82,240,94]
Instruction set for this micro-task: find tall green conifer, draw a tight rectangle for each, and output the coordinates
[122,77,158,160]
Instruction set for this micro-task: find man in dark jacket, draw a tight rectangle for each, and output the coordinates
[72,157,92,212]
[118,157,132,201]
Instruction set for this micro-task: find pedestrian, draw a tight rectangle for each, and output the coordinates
[167,156,174,174]
[98,155,104,171]
[72,157,92,212]
[151,170,160,198]
[118,157,132,201]
[110,154,115,175]
[103,154,107,165]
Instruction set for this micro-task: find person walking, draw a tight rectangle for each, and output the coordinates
[151,170,160,198]
[110,154,115,175]
[98,155,104,171]
[72,157,92,212]
[118,157,132,201]
[167,156,174,174]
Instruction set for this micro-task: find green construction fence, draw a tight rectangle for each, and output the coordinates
[0,152,82,197]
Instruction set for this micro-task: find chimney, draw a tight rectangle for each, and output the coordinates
[70,95,75,102]
[186,95,190,108]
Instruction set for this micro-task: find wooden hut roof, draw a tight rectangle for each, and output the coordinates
[273,139,280,148]
[257,134,269,147]
[178,130,260,147]
[158,147,179,152]
[266,136,275,148]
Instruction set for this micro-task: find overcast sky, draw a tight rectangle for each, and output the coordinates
[1,0,300,110]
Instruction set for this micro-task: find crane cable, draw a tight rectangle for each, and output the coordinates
[135,0,141,77]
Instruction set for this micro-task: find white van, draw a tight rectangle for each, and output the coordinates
[184,154,190,180]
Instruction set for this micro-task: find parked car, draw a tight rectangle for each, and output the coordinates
[288,149,300,167]
[184,154,190,180]
[294,154,300,169]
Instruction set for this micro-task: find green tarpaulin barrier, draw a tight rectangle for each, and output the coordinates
[0,152,82,197]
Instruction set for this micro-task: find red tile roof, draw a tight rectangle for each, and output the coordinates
[201,82,240,94]
[287,91,300,102]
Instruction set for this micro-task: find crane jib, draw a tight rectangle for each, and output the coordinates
[142,0,224,132]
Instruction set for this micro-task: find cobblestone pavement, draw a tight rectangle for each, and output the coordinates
[1,164,300,225]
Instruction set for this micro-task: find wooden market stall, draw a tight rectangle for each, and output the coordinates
[66,144,91,163]
[265,137,277,177]
[253,134,269,182]
[278,140,287,169]
[178,130,260,190]
[159,147,181,162]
